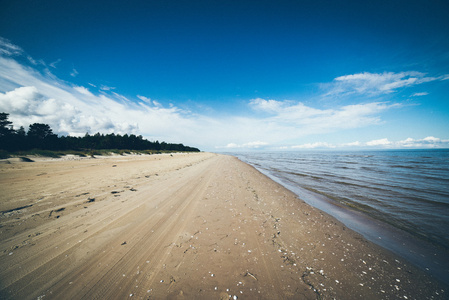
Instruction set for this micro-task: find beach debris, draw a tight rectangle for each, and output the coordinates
[86,198,95,203]
[121,241,127,245]
[1,204,33,215]
[244,271,258,281]
[49,207,65,217]
[75,192,89,197]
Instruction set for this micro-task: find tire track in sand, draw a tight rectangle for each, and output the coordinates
[34,155,218,300]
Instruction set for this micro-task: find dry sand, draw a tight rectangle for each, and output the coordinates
[0,152,446,299]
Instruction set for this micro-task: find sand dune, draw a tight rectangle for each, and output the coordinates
[0,153,446,299]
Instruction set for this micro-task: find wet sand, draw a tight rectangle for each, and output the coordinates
[0,153,446,299]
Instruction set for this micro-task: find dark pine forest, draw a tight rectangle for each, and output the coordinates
[0,112,200,153]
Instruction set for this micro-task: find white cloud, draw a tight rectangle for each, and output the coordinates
[412,92,428,97]
[137,95,151,102]
[341,141,361,147]
[423,136,440,142]
[292,142,336,149]
[329,71,448,96]
[111,91,130,103]
[366,138,392,146]
[245,141,268,148]
[224,143,239,149]
[364,137,449,148]
[70,68,79,77]
[0,86,80,131]
[137,95,163,107]
[0,86,40,114]
[26,56,46,67]
[247,98,397,138]
[73,86,94,96]
[100,85,116,91]
[49,58,61,69]
[287,137,449,150]
[219,141,269,149]
[249,98,292,113]
[250,98,324,120]
[0,37,23,56]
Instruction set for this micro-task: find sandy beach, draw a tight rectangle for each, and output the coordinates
[0,152,446,299]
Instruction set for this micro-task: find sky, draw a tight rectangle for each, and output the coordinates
[0,0,448,151]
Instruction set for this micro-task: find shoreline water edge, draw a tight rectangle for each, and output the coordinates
[231,150,449,286]
[0,152,447,299]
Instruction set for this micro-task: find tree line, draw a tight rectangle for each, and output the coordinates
[0,112,200,153]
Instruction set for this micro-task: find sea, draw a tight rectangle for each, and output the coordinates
[231,149,449,284]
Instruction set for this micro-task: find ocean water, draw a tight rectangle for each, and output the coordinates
[232,150,449,282]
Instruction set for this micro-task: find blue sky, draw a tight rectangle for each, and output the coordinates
[0,0,448,151]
